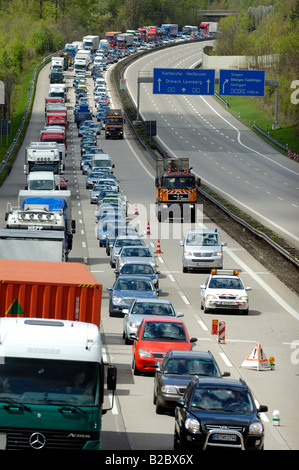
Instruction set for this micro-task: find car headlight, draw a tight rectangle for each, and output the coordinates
[161,385,177,394]
[183,251,192,257]
[138,349,152,358]
[206,295,217,300]
[239,296,248,301]
[112,295,124,305]
[214,251,223,256]
[248,422,263,434]
[185,417,200,433]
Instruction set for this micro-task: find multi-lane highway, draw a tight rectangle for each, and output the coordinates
[124,40,299,249]
[0,42,298,451]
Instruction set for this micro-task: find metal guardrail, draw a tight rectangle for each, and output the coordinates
[1,53,58,175]
[115,49,299,269]
[197,186,299,268]
[252,124,288,151]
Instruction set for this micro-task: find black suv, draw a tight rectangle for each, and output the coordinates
[153,350,230,414]
[174,377,268,450]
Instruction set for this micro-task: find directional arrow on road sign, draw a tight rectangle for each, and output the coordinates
[219,70,265,97]
[153,68,215,96]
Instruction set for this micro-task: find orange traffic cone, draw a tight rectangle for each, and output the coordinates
[155,239,162,253]
[147,222,150,235]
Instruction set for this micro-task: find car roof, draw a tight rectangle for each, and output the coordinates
[132,298,172,306]
[141,316,184,324]
[186,229,219,235]
[116,235,142,240]
[116,275,154,282]
[121,245,151,249]
[120,261,153,267]
[191,376,249,390]
[166,350,215,359]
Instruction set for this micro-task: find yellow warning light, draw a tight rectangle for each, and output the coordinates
[211,269,217,275]
[233,270,239,275]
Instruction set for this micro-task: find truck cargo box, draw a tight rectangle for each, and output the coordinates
[0,259,102,326]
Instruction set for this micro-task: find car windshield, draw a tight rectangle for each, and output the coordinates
[131,302,175,316]
[208,278,243,289]
[142,321,187,341]
[121,264,154,275]
[121,248,151,257]
[0,358,99,407]
[186,233,220,246]
[115,279,153,291]
[163,358,220,376]
[190,387,254,412]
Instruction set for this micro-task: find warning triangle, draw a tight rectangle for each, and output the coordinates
[241,343,270,371]
[5,299,25,316]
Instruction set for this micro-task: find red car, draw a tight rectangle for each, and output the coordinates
[59,175,68,190]
[131,317,197,375]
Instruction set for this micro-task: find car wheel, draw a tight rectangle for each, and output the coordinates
[173,430,182,451]
[125,334,132,345]
[153,388,156,405]
[243,309,249,315]
[183,267,188,273]
[132,357,140,376]
[155,399,164,415]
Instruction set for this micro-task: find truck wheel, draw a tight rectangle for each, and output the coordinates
[158,211,162,223]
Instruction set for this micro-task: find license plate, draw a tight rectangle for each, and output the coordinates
[220,301,232,306]
[196,262,209,266]
[212,433,237,441]
[0,433,7,450]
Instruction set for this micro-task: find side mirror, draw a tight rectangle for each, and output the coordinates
[130,334,138,341]
[258,405,268,413]
[190,337,197,343]
[179,240,184,246]
[107,365,117,391]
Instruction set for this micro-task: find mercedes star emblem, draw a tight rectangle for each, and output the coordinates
[29,432,46,449]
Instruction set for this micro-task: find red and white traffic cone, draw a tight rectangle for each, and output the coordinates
[134,204,139,215]
[147,222,150,235]
[155,239,162,253]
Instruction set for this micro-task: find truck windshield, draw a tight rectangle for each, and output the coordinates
[106,117,123,125]
[29,163,59,174]
[0,358,99,406]
[162,176,195,189]
[29,180,54,190]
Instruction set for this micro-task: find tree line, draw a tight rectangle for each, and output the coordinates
[0,0,298,130]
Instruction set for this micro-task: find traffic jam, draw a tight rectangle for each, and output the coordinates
[3,26,273,451]
[61,30,272,451]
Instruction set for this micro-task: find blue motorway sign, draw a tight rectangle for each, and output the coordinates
[153,68,215,95]
[219,70,265,96]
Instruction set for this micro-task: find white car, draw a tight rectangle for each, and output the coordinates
[180,229,226,272]
[200,270,252,315]
[122,298,184,344]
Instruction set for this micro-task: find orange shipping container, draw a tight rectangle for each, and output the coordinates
[0,259,102,326]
